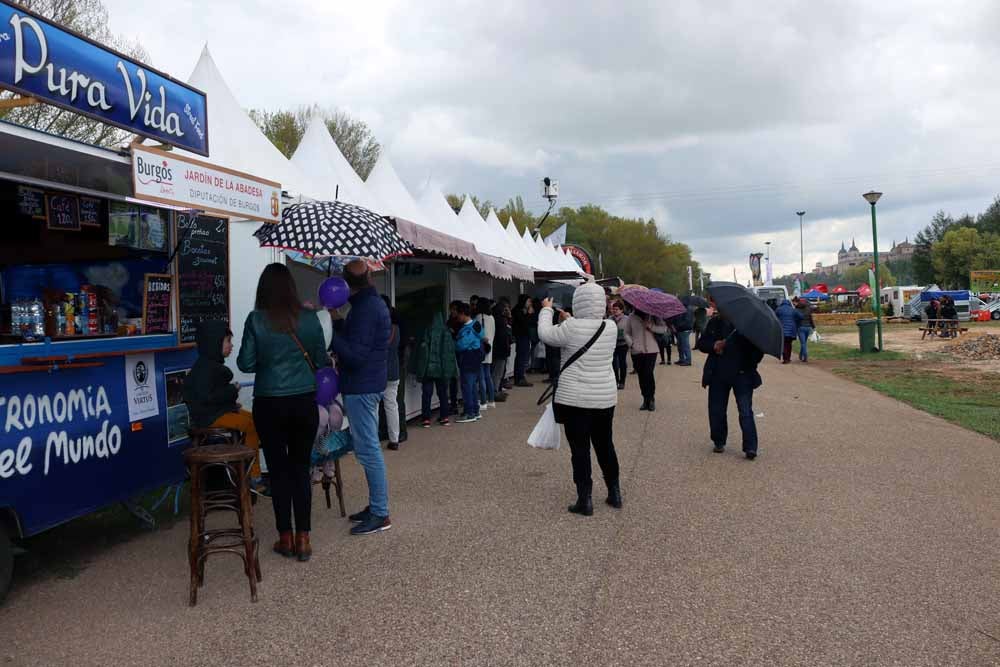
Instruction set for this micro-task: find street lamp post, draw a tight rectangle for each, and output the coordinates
[863,191,884,351]
[796,211,806,275]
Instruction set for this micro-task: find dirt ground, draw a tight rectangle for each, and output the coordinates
[820,322,1000,370]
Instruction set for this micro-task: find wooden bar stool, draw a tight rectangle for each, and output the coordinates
[183,444,260,606]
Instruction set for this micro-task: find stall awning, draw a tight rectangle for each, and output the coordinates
[392,216,482,265]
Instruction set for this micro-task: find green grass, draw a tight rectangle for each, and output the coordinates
[801,337,1000,440]
[801,340,907,361]
[843,366,1000,440]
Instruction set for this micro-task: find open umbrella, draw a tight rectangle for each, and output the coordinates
[681,294,709,308]
[706,282,782,358]
[619,286,686,320]
[254,200,412,261]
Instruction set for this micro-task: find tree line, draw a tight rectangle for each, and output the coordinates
[911,197,1000,289]
[446,195,701,294]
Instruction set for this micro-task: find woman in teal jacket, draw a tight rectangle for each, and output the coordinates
[238,263,328,562]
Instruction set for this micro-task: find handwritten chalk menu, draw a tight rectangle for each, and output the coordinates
[176,213,229,344]
[46,193,80,231]
[143,273,173,335]
[17,186,45,219]
[80,197,102,227]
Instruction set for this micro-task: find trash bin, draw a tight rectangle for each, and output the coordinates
[856,318,878,353]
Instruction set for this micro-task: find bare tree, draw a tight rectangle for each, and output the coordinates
[0,0,151,148]
[249,106,381,179]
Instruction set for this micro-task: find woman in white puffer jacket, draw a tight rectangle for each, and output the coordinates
[538,281,622,516]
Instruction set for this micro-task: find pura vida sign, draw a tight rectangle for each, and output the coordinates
[0,1,209,156]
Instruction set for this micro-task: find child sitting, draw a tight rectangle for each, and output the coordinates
[183,320,262,479]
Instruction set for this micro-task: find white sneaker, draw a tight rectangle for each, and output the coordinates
[488,402,497,408]
[480,403,489,410]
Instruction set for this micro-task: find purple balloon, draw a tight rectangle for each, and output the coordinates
[319,277,350,309]
[327,400,344,432]
[315,367,340,405]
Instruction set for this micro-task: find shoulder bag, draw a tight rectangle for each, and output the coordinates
[537,320,607,406]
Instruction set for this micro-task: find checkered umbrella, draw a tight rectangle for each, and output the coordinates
[254,200,412,261]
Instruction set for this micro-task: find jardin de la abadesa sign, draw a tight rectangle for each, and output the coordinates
[0,1,209,155]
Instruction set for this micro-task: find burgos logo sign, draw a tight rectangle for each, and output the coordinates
[134,155,173,186]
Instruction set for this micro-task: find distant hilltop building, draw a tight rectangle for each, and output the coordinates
[812,237,915,276]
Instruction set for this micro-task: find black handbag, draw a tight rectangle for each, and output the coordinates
[538,321,607,406]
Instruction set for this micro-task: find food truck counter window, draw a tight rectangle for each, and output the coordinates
[0,177,176,346]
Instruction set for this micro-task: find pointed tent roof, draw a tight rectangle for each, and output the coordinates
[505,218,534,267]
[485,209,534,280]
[291,117,378,208]
[365,156,479,263]
[454,197,511,279]
[184,46,316,198]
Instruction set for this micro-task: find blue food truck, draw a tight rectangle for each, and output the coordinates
[0,1,215,601]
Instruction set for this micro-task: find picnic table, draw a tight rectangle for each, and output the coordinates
[920,319,968,339]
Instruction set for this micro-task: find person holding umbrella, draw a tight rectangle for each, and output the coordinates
[698,282,782,460]
[624,309,667,411]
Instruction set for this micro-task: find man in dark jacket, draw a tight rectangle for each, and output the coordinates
[697,312,765,460]
[672,309,694,366]
[793,297,815,362]
[330,260,392,535]
[775,299,803,364]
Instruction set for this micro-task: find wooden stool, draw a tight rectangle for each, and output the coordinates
[321,460,346,517]
[183,444,260,606]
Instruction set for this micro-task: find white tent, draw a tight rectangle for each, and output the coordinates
[366,157,478,263]
[181,46,321,390]
[291,117,379,208]
[457,197,513,279]
[418,189,506,278]
[485,208,534,280]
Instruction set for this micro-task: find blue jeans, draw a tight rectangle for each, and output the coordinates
[460,371,480,416]
[479,364,495,403]
[343,393,389,517]
[676,330,692,364]
[798,326,813,360]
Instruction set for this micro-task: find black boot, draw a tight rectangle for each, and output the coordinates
[647,398,656,412]
[639,398,649,411]
[568,484,593,516]
[606,480,623,509]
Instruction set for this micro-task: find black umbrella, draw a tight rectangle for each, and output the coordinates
[706,281,782,358]
[681,294,709,308]
[254,200,412,261]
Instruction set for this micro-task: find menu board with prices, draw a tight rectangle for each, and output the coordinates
[142,273,173,335]
[176,213,229,344]
[80,197,103,227]
[17,186,45,219]
[46,193,80,231]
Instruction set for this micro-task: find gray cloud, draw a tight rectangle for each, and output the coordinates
[104,0,1000,279]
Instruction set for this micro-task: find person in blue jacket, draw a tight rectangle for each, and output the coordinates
[775,298,803,364]
[453,302,485,423]
[329,260,393,536]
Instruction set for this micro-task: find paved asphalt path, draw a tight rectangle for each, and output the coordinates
[3,356,1000,666]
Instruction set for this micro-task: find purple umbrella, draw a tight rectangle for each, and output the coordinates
[619,286,686,320]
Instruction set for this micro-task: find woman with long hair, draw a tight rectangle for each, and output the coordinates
[237,263,329,561]
[538,281,622,516]
[624,309,667,411]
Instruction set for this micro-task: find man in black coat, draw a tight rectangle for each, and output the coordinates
[696,312,764,460]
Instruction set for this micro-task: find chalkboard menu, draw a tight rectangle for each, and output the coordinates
[176,213,229,344]
[143,273,173,334]
[46,193,80,231]
[17,186,45,219]
[80,197,102,227]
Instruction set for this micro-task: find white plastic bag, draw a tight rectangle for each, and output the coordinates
[528,403,561,450]
[810,329,821,342]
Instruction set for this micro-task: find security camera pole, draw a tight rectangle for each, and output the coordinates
[534,177,559,235]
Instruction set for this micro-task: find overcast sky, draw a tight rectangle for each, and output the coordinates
[104,0,1000,283]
